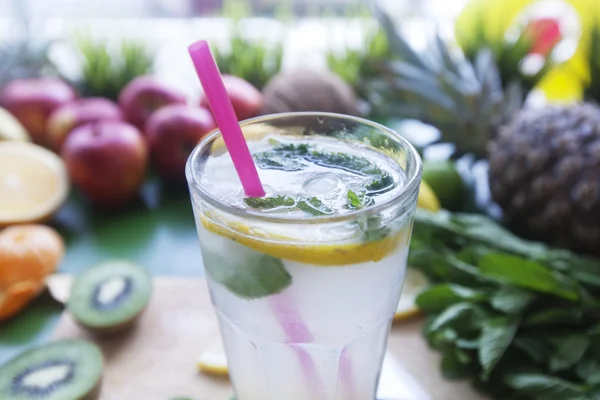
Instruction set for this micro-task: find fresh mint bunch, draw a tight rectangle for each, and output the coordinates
[410,209,600,400]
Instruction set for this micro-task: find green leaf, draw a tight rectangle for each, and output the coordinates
[441,349,474,380]
[549,335,590,372]
[428,302,486,333]
[365,172,394,194]
[357,214,390,242]
[202,248,292,299]
[504,374,586,399]
[524,308,583,327]
[575,354,600,385]
[346,190,374,210]
[244,195,296,209]
[253,151,307,171]
[479,316,521,380]
[297,197,334,216]
[491,286,535,314]
[478,253,579,301]
[416,284,487,313]
[513,336,553,365]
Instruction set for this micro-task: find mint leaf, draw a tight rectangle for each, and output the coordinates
[305,148,383,176]
[441,349,474,380]
[576,355,600,385]
[416,284,487,313]
[549,335,590,372]
[524,308,583,327]
[504,374,586,399]
[253,143,308,171]
[357,214,390,242]
[428,302,487,333]
[254,152,306,171]
[490,286,535,314]
[346,190,374,210]
[366,172,394,194]
[297,197,333,216]
[513,336,553,364]
[479,316,520,380]
[478,253,580,301]
[244,195,296,209]
[202,249,292,299]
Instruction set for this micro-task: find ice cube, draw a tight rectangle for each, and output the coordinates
[302,173,343,196]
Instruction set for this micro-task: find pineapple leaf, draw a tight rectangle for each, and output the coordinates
[372,3,431,72]
[73,31,154,101]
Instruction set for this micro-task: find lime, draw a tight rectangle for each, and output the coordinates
[422,160,465,211]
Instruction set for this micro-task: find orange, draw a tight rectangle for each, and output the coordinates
[0,141,69,226]
[0,224,65,321]
[0,280,44,321]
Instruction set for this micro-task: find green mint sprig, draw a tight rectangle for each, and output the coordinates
[410,208,600,399]
[202,247,291,299]
[297,197,334,216]
[243,195,295,209]
[253,143,395,194]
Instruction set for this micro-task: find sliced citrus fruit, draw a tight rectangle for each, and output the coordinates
[201,214,409,266]
[0,106,30,142]
[0,224,65,289]
[0,280,43,321]
[0,141,69,226]
[197,337,229,377]
[417,180,441,212]
[211,123,275,154]
[394,267,430,322]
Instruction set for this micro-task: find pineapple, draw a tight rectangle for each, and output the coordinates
[488,103,600,256]
[364,5,524,158]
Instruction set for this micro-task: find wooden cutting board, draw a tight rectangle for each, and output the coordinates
[51,277,487,400]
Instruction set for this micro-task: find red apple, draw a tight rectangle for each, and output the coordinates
[61,121,148,208]
[46,97,123,152]
[145,105,217,181]
[0,78,76,146]
[199,75,263,121]
[118,76,187,131]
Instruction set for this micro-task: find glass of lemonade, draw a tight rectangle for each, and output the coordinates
[186,112,422,400]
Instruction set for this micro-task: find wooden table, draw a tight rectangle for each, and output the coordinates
[52,277,487,400]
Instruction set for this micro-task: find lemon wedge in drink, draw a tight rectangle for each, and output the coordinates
[201,215,409,266]
[197,337,229,377]
[394,267,430,322]
[0,142,69,226]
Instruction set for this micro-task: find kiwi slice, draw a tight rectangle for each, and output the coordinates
[67,260,152,334]
[0,339,103,400]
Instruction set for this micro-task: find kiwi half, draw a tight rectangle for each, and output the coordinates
[67,260,152,334]
[0,339,103,400]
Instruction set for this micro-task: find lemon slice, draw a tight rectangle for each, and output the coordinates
[202,215,409,266]
[394,267,430,322]
[197,337,229,377]
[417,181,441,212]
[0,107,29,142]
[211,123,275,154]
[0,142,69,226]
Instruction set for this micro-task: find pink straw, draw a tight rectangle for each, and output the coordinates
[187,40,265,198]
